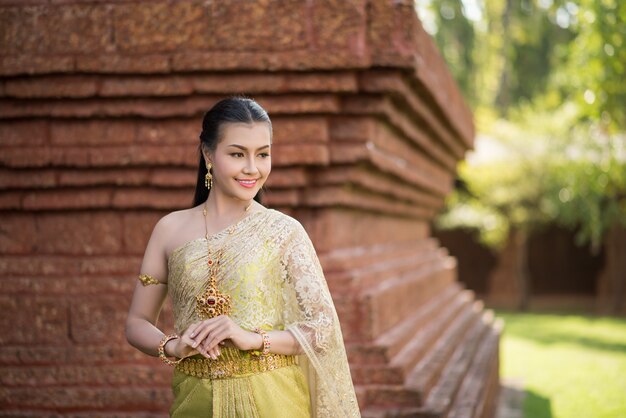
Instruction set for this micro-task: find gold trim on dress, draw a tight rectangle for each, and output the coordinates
[138,273,162,286]
[176,353,297,379]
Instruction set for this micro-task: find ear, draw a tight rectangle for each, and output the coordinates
[201,144,212,165]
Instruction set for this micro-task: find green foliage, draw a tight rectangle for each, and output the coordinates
[544,124,626,252]
[420,0,626,249]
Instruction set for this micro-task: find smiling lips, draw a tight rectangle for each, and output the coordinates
[237,178,258,188]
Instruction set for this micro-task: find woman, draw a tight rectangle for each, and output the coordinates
[125,97,361,417]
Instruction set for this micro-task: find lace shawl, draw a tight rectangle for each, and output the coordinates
[167,208,360,417]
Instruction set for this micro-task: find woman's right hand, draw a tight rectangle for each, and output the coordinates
[171,322,222,360]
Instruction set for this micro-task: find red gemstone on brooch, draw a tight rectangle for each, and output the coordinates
[207,297,216,306]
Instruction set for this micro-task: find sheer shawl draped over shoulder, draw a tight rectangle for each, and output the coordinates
[167,207,361,418]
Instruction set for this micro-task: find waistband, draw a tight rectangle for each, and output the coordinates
[175,352,297,380]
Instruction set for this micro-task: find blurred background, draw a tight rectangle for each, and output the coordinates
[416,1,626,417]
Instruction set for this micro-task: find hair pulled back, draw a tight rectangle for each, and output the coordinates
[192,96,272,206]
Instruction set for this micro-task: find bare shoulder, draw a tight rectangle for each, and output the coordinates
[153,206,198,238]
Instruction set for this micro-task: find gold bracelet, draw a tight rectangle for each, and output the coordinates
[158,334,183,366]
[251,328,270,356]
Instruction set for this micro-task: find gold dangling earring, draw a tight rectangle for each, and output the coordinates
[205,163,213,190]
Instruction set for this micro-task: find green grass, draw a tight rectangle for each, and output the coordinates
[494,310,626,418]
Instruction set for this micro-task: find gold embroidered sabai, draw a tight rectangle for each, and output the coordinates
[167,207,361,418]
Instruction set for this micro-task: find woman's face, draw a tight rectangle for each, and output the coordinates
[204,122,272,202]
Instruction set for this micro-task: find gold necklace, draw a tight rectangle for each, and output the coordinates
[195,201,252,320]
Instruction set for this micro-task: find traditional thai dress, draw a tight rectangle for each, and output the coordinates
[166,207,361,417]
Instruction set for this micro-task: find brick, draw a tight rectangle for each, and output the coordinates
[314,166,444,209]
[210,0,307,52]
[312,0,367,53]
[0,341,149,366]
[0,54,75,76]
[260,94,341,114]
[113,1,211,53]
[135,119,198,145]
[0,6,49,55]
[4,76,98,98]
[69,295,129,343]
[88,145,195,167]
[0,364,171,387]
[112,189,193,210]
[0,386,172,410]
[272,116,329,144]
[100,75,194,97]
[0,120,48,146]
[0,168,56,189]
[22,189,112,210]
[263,167,308,188]
[58,168,150,187]
[329,115,376,141]
[0,255,139,277]
[262,189,300,207]
[367,0,418,69]
[150,168,196,187]
[75,53,171,73]
[284,72,359,92]
[0,190,21,209]
[46,3,114,54]
[271,143,329,166]
[0,213,36,254]
[51,119,135,146]
[189,73,286,94]
[0,295,68,344]
[171,49,370,73]
[122,211,162,254]
[300,208,430,252]
[34,212,122,255]
[0,145,198,168]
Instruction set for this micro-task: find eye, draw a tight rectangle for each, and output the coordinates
[230,152,244,158]
[259,153,271,158]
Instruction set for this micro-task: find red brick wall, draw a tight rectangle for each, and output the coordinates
[0,1,499,417]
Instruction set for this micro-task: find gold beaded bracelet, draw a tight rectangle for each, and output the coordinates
[252,327,271,356]
[158,334,183,366]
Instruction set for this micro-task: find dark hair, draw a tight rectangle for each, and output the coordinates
[192,96,273,206]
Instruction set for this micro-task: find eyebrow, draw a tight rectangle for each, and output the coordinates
[227,144,271,151]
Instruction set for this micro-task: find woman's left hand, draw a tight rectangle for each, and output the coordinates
[189,315,261,355]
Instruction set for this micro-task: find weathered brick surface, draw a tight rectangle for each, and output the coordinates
[0,1,499,417]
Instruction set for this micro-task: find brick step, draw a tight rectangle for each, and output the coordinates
[361,261,457,339]
[391,295,478,382]
[327,243,444,294]
[336,258,457,342]
[416,311,495,417]
[322,238,438,275]
[356,309,492,413]
[351,289,474,385]
[405,300,485,395]
[447,314,503,418]
[347,283,464,365]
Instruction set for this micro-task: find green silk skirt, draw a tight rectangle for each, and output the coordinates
[169,354,311,417]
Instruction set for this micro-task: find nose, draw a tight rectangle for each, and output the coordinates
[242,155,259,175]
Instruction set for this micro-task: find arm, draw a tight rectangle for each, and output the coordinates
[125,216,171,357]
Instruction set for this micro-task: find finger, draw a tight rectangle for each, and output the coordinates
[192,319,223,348]
[189,317,221,338]
[186,322,203,338]
[207,346,220,360]
[202,324,230,351]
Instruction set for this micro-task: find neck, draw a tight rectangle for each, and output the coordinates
[204,189,253,218]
